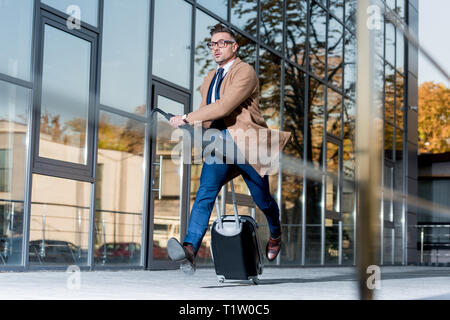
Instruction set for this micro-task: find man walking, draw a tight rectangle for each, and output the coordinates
[167,24,291,274]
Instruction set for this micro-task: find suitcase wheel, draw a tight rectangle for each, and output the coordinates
[217,276,225,284]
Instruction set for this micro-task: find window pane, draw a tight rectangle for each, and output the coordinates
[308,78,325,169]
[235,33,257,69]
[329,0,344,22]
[95,111,145,266]
[385,63,395,124]
[259,48,281,129]
[385,123,394,160]
[309,2,327,79]
[344,31,356,100]
[396,28,404,73]
[396,72,404,128]
[345,0,356,31]
[153,0,192,89]
[42,0,98,27]
[325,219,339,264]
[193,10,219,111]
[326,142,339,213]
[385,22,396,67]
[100,0,150,115]
[0,0,34,81]
[197,0,227,20]
[30,175,91,266]
[328,17,343,89]
[0,81,30,266]
[286,0,308,67]
[260,0,283,52]
[327,88,342,137]
[39,25,91,165]
[231,0,257,36]
[305,77,325,265]
[284,64,306,159]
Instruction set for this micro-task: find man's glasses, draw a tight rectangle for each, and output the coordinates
[207,39,235,49]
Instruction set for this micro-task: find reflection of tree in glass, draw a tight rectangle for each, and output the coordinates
[286,0,308,66]
[97,113,144,156]
[418,82,450,154]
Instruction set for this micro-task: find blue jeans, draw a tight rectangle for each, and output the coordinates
[183,129,281,253]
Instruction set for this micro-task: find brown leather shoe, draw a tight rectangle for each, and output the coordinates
[180,243,196,275]
[266,235,281,261]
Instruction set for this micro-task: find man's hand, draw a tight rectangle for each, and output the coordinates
[169,115,186,128]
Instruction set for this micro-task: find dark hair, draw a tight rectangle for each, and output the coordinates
[210,23,236,41]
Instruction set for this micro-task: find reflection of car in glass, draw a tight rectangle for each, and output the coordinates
[0,237,23,265]
[28,240,86,264]
[95,242,142,264]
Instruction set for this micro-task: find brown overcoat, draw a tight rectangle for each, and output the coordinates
[186,57,291,181]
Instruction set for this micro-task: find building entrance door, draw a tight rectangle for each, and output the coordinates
[147,82,190,270]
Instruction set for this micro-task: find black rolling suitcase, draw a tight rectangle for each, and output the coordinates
[210,180,263,285]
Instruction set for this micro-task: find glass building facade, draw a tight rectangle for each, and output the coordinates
[0,0,418,270]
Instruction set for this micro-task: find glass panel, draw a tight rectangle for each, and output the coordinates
[385,124,394,160]
[327,88,342,137]
[39,25,91,164]
[0,81,30,266]
[193,10,219,111]
[42,0,98,27]
[343,98,355,179]
[197,0,227,20]
[305,77,325,265]
[231,0,257,36]
[284,64,306,159]
[280,225,302,265]
[385,22,395,67]
[328,17,343,89]
[153,0,192,89]
[286,0,308,67]
[0,0,34,81]
[326,143,339,213]
[30,175,91,266]
[308,78,325,169]
[235,33,257,69]
[282,65,305,265]
[343,30,356,100]
[394,129,404,264]
[259,48,281,129]
[342,183,354,265]
[94,111,145,266]
[151,96,184,262]
[260,0,283,52]
[309,2,327,79]
[325,219,339,264]
[396,28,404,73]
[100,0,150,115]
[344,0,356,31]
[385,63,395,125]
[395,72,404,128]
[329,0,344,22]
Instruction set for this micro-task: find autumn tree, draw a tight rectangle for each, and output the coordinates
[418,82,450,154]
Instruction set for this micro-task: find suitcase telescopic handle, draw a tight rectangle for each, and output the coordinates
[215,180,241,230]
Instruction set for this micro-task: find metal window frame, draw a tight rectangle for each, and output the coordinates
[31,11,98,182]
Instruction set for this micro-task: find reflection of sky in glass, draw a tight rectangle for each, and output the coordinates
[0,80,29,125]
[0,0,34,81]
[40,25,91,164]
[153,0,192,89]
[42,0,98,27]
[260,0,283,51]
[309,3,327,78]
[100,0,150,115]
[197,0,228,19]
[231,0,257,35]
[193,10,218,111]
